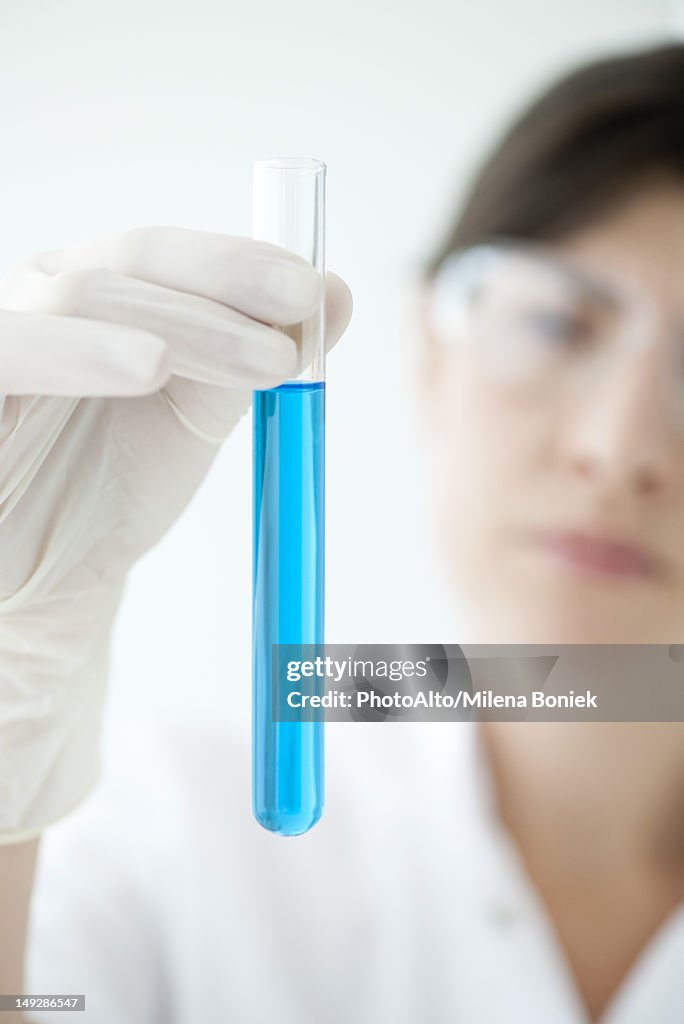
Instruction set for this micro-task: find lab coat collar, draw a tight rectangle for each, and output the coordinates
[441,722,684,1024]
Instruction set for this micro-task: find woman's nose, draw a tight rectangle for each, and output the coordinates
[560,349,677,497]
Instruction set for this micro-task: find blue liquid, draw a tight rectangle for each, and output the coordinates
[252,381,325,835]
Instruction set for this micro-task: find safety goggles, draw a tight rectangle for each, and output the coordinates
[427,239,684,430]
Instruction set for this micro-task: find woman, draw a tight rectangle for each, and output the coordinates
[5,42,684,1024]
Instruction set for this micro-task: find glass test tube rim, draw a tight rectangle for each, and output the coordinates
[254,156,327,173]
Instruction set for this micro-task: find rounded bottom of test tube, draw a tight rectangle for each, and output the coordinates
[253,802,323,837]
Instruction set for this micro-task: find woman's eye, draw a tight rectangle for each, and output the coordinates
[519,308,591,344]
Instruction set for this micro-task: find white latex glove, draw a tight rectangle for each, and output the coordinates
[0,226,352,842]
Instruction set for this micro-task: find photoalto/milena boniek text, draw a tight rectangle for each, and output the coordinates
[269,644,684,722]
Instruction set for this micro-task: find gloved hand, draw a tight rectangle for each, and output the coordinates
[0,226,353,842]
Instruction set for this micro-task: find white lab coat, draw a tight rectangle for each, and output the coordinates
[25,719,684,1024]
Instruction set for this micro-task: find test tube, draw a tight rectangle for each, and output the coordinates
[252,158,326,836]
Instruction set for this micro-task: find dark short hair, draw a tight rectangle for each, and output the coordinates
[425,43,684,277]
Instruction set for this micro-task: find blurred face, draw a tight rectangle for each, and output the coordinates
[423,180,684,642]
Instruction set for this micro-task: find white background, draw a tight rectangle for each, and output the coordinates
[0,0,681,734]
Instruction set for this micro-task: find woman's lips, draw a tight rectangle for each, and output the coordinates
[535,530,662,579]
